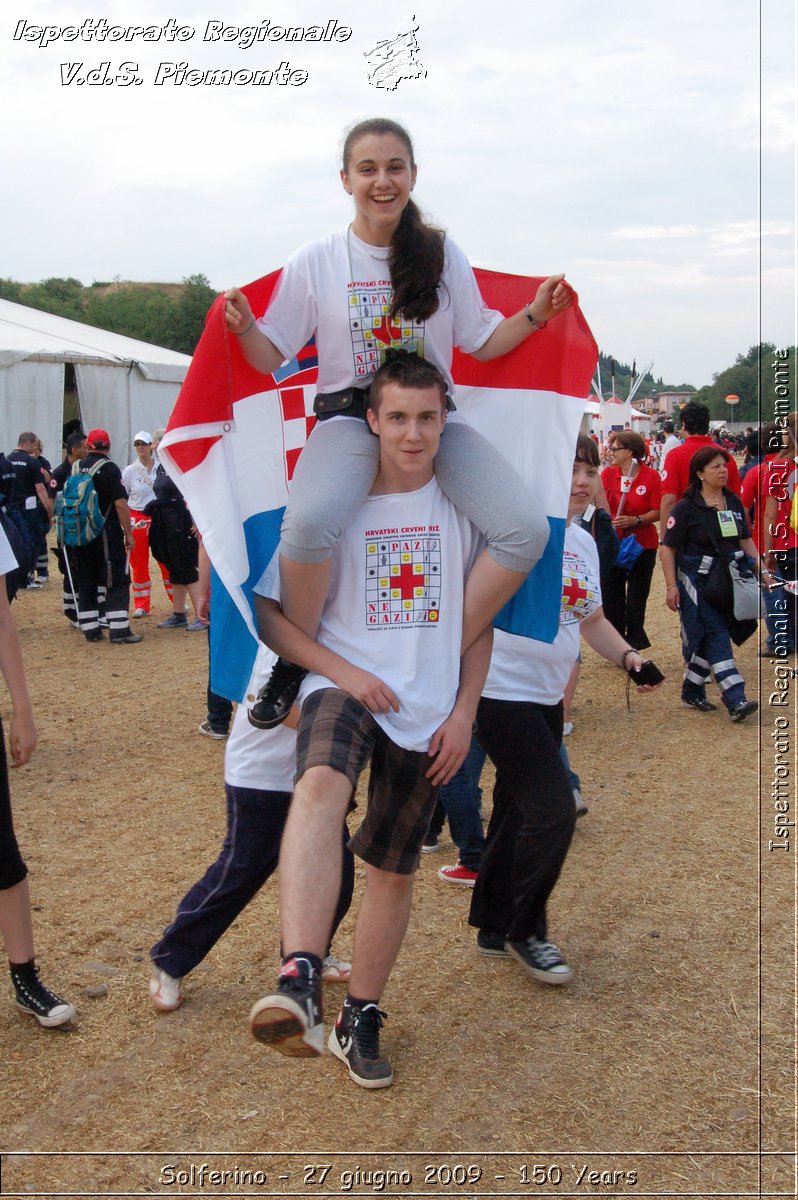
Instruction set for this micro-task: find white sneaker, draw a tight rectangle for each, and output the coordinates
[149,967,184,1011]
[573,788,589,817]
[131,609,148,619]
[563,722,574,736]
[321,953,352,982]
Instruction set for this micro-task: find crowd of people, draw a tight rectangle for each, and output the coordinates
[0,117,787,1095]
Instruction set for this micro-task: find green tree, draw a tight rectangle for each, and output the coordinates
[84,286,177,346]
[0,278,23,303]
[692,343,778,423]
[22,276,86,320]
[170,273,218,354]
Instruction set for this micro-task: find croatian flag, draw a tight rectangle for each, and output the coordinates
[159,270,598,702]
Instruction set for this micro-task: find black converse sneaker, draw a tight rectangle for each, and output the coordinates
[248,658,308,729]
[12,964,76,1028]
[249,958,323,1057]
[505,936,573,985]
[476,929,512,957]
[328,1003,393,1089]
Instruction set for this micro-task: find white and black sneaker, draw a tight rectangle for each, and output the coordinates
[12,963,75,1028]
[328,1003,393,1089]
[249,957,323,1057]
[505,936,573,985]
[248,658,308,729]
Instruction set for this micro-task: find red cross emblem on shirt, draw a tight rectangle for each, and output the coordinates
[392,560,424,599]
[563,576,588,607]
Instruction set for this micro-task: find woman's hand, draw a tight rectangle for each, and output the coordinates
[528,274,574,323]
[224,288,254,334]
[9,709,37,767]
[612,515,637,530]
[665,584,680,612]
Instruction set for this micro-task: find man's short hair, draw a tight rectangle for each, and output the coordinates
[663,420,674,433]
[368,353,448,412]
[679,401,710,436]
[66,431,87,454]
[16,432,37,448]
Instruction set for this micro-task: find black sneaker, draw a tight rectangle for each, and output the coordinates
[248,658,308,729]
[681,696,718,712]
[505,936,573,985]
[248,958,323,1057]
[328,1003,393,1089]
[13,966,76,1028]
[476,929,512,957]
[729,699,758,723]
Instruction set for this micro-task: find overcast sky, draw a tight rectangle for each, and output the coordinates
[2,0,794,388]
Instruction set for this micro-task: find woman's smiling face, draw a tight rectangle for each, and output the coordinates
[341,132,417,245]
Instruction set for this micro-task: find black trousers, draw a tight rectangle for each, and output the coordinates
[469,696,576,943]
[73,527,132,640]
[601,546,658,650]
[0,719,27,891]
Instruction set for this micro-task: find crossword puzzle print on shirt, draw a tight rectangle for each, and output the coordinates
[365,531,442,627]
[560,545,601,625]
[348,280,426,378]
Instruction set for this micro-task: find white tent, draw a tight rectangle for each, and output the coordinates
[0,299,191,468]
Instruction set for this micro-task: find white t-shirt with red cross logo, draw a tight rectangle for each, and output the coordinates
[483,522,602,705]
[258,228,503,394]
[290,477,482,752]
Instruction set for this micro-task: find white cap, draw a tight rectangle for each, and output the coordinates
[133,430,152,444]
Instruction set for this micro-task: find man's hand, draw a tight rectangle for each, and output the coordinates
[331,662,399,715]
[426,709,474,787]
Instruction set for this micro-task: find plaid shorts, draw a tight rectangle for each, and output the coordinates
[295,688,440,875]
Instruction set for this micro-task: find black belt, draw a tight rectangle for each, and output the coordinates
[314,387,370,421]
[314,385,457,422]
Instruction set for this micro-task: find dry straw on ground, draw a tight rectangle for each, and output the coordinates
[0,572,794,1197]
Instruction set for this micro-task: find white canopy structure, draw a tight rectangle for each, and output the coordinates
[0,299,191,467]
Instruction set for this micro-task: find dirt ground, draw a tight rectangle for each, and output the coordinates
[0,565,794,1199]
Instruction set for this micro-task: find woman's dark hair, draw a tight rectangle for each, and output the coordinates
[342,118,445,322]
[611,430,647,461]
[686,445,730,496]
[575,432,600,467]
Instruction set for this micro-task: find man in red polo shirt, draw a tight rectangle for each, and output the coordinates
[660,401,741,536]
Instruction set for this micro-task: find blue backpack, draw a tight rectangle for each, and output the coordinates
[54,460,109,547]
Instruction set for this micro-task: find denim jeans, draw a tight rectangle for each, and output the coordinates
[205,625,233,733]
[559,742,581,794]
[425,735,486,870]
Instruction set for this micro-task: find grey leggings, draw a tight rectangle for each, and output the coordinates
[279,415,549,573]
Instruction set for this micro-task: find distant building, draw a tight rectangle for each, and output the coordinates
[650,391,694,418]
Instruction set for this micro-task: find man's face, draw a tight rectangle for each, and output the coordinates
[72,440,89,461]
[366,383,446,485]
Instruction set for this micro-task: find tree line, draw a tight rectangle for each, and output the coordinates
[1,278,793,424]
[691,343,797,424]
[0,274,218,356]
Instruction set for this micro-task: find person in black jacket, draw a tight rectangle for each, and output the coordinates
[660,445,766,722]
